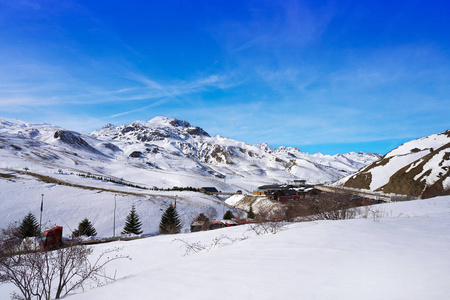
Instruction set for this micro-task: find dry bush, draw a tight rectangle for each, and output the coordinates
[241,192,392,226]
[390,195,417,202]
[354,205,389,222]
[271,193,363,222]
[0,223,22,255]
[276,193,391,222]
[173,235,248,256]
[0,225,130,300]
[247,207,284,235]
[302,193,358,221]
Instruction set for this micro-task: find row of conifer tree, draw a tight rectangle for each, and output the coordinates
[17,204,182,239]
[122,204,182,235]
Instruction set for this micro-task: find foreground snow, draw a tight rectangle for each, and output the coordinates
[14,197,442,299]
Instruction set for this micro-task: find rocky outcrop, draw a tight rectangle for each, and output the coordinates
[54,131,105,156]
[339,130,450,198]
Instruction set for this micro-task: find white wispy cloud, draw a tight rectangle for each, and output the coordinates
[214,0,334,53]
[0,52,235,108]
[102,73,237,120]
[128,73,232,98]
[107,97,171,119]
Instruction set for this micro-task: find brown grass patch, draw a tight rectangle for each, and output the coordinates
[0,173,16,179]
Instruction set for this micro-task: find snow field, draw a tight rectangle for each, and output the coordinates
[16,196,448,300]
[369,151,425,190]
[413,148,450,185]
[0,173,231,237]
[385,132,449,158]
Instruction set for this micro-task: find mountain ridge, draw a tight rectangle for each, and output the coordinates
[335,129,450,198]
[0,116,381,191]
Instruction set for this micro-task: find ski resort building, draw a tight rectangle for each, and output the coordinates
[253,183,319,201]
[200,187,219,194]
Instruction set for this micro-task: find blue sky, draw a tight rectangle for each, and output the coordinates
[0,0,449,155]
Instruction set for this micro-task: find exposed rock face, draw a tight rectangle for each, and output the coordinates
[94,117,210,143]
[54,131,105,156]
[90,117,381,183]
[339,130,450,198]
[129,151,143,158]
[168,119,210,137]
[381,142,450,198]
[344,172,372,190]
[102,142,121,152]
[200,144,235,165]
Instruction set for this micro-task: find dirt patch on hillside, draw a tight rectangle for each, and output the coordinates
[0,173,16,180]
[344,172,372,190]
[229,195,278,213]
[379,143,450,198]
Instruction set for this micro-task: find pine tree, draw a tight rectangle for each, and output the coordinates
[72,218,97,237]
[195,213,208,222]
[122,204,143,235]
[223,210,235,220]
[159,205,182,234]
[19,212,40,238]
[247,206,255,219]
[194,213,210,231]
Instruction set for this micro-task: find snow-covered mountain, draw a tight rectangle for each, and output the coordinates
[0,116,380,191]
[335,130,450,198]
[91,116,381,185]
[0,116,381,238]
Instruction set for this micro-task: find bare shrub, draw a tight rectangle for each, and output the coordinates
[390,195,417,202]
[0,223,22,255]
[295,193,361,221]
[0,225,130,300]
[173,234,248,256]
[278,201,304,222]
[247,207,284,235]
[248,222,284,235]
[355,205,387,222]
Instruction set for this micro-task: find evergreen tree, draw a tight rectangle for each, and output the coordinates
[247,206,255,219]
[194,213,210,231]
[223,210,235,220]
[122,204,143,235]
[72,218,97,237]
[195,213,208,222]
[19,213,40,238]
[159,205,182,234]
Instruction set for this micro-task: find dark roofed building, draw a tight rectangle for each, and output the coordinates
[200,187,219,194]
[257,184,283,191]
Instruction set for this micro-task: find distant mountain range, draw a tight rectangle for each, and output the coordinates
[1,115,449,239]
[0,116,381,191]
[335,130,450,198]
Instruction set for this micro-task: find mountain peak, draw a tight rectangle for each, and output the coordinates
[146,116,210,137]
[101,123,116,129]
[92,116,210,142]
[146,116,192,129]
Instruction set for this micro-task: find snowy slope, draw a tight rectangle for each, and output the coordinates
[0,116,380,193]
[0,170,234,237]
[1,196,447,300]
[335,130,450,198]
[90,116,381,185]
[0,116,378,238]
